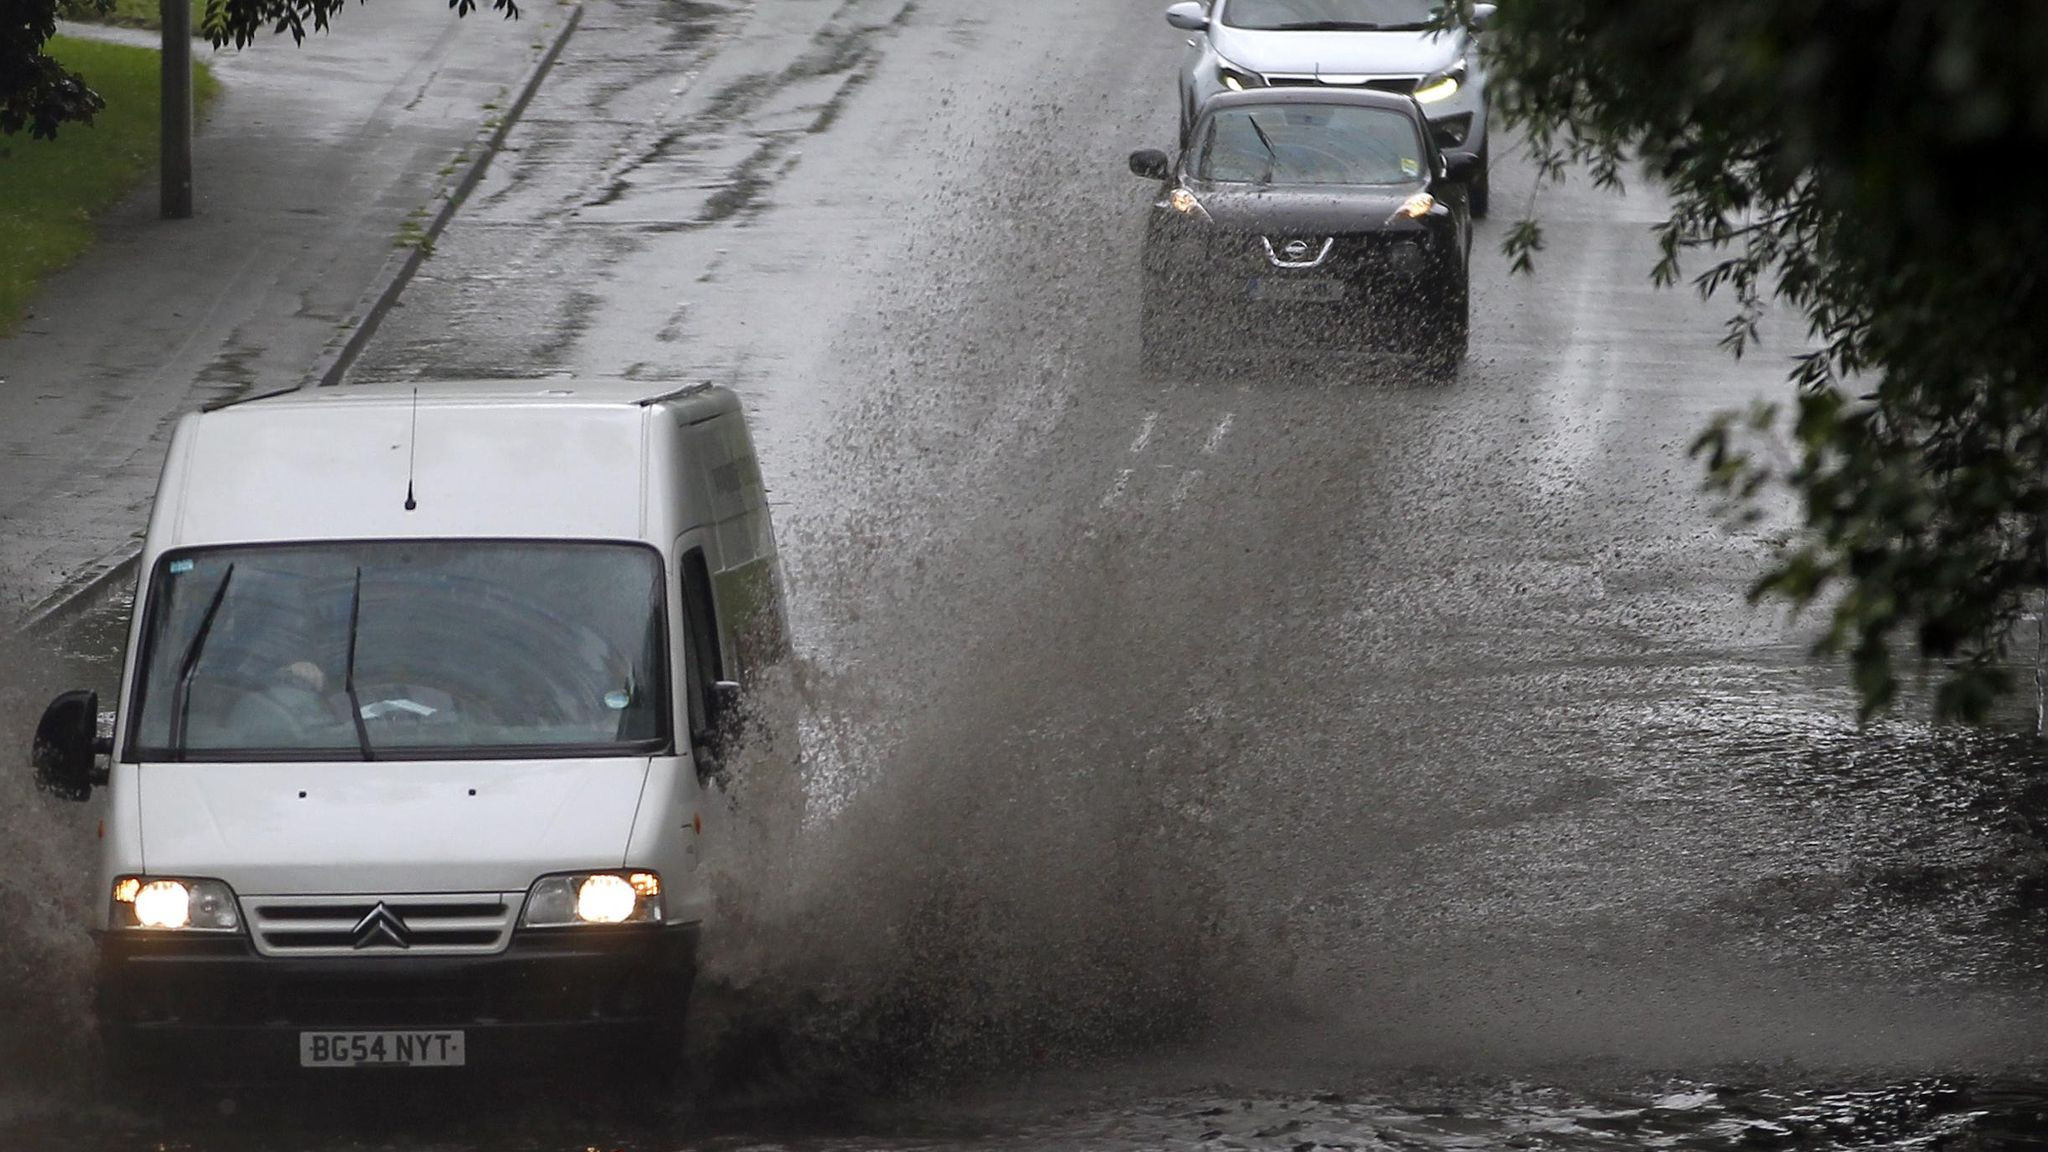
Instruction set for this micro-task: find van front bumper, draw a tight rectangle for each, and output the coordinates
[96,923,699,1078]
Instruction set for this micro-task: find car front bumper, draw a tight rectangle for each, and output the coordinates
[1143,226,1465,344]
[96,923,700,1080]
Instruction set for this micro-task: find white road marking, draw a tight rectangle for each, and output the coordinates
[1100,467,1133,509]
[1202,412,1234,454]
[1130,411,1159,454]
[1101,409,1225,516]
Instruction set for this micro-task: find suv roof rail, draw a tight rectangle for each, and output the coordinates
[200,384,304,413]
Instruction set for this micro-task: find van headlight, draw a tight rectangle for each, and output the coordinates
[521,871,664,927]
[111,876,242,932]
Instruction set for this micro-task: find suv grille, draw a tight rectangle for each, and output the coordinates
[1266,76,1420,94]
[246,893,520,957]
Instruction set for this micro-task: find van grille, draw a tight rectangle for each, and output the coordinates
[245,893,520,957]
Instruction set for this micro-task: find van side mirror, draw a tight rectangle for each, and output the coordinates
[1165,1,1208,31]
[710,680,744,729]
[1440,151,1481,184]
[697,680,747,778]
[1469,2,1497,31]
[34,689,109,802]
[1129,149,1172,181]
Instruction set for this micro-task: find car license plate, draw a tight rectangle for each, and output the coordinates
[299,1030,465,1068]
[1250,278,1345,304]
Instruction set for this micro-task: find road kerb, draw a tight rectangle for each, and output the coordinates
[11,2,588,637]
[307,0,587,391]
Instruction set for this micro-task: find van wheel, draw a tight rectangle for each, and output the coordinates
[635,984,696,1114]
[97,1039,182,1121]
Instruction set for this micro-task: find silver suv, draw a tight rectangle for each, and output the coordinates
[1168,0,1497,215]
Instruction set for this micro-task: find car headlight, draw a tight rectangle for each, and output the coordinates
[520,870,664,927]
[111,876,242,932]
[1413,61,1465,104]
[1396,192,1436,219]
[1217,61,1262,92]
[1162,187,1213,222]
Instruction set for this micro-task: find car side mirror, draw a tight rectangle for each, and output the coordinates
[34,689,109,802]
[1440,151,1481,184]
[1469,2,1497,31]
[1165,1,1209,31]
[1129,149,1172,181]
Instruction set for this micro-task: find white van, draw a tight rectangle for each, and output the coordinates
[30,379,790,1082]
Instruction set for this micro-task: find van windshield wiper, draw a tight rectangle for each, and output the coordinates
[169,564,236,759]
[344,567,375,761]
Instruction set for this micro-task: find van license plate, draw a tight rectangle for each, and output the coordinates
[299,1030,465,1068]
[1250,278,1345,304]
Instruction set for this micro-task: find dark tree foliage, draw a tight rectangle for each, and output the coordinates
[4,0,112,137]
[1476,0,2048,722]
[193,0,515,50]
[2,0,516,138]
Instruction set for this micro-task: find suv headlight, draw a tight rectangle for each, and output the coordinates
[110,876,242,932]
[520,870,664,927]
[1414,61,1466,104]
[1218,60,1263,91]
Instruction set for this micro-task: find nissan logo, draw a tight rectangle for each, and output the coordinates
[1283,240,1312,260]
[350,903,412,950]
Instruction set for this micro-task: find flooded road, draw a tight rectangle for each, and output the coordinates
[3,0,2048,1147]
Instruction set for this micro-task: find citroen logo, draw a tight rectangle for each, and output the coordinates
[1283,239,1312,260]
[350,903,412,951]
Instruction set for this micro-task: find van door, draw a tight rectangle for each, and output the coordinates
[674,537,732,786]
[692,412,791,682]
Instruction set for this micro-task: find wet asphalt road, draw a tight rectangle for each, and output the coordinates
[5,0,2048,1147]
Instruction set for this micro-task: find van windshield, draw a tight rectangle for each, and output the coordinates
[127,541,669,761]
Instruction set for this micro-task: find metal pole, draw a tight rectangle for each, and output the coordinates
[160,0,193,219]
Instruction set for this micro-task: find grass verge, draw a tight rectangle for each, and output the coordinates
[0,36,220,334]
[63,0,208,33]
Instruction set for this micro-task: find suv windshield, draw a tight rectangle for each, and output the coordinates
[128,541,669,761]
[1220,0,1440,31]
[1195,104,1424,186]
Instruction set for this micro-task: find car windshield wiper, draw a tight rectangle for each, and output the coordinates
[1246,116,1281,184]
[344,567,375,761]
[168,564,236,759]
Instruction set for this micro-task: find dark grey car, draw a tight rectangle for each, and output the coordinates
[1167,0,1496,216]
[1129,88,1478,380]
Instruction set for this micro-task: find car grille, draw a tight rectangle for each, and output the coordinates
[1265,76,1420,95]
[245,893,520,957]
[1165,231,1426,275]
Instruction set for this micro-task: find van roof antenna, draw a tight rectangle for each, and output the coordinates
[403,387,419,512]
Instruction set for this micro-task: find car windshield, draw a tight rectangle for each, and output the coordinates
[128,541,669,761]
[1220,0,1441,31]
[1195,104,1424,186]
